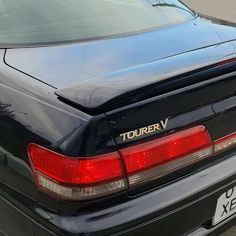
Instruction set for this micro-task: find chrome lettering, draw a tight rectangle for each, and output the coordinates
[120,118,169,141]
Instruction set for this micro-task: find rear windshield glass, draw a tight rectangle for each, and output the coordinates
[0,0,195,46]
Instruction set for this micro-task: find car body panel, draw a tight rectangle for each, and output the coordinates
[4,16,233,89]
[106,69,236,148]
[55,42,236,111]
[33,151,236,236]
[0,7,235,236]
[5,16,236,112]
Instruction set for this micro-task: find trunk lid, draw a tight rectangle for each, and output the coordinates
[5,16,236,113]
[55,42,235,112]
[4,16,225,90]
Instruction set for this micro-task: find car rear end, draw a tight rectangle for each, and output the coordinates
[1,1,236,236]
[24,44,236,236]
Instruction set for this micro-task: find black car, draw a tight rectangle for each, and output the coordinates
[0,0,236,235]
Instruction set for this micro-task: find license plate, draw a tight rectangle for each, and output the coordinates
[213,187,236,225]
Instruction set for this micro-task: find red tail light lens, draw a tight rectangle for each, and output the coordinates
[28,126,217,200]
[28,144,126,200]
[120,125,213,186]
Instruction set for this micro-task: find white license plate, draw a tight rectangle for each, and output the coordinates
[213,187,236,225]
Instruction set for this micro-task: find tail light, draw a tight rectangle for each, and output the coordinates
[120,126,213,187]
[29,125,236,201]
[28,144,126,200]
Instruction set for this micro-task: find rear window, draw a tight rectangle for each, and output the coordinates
[0,0,195,46]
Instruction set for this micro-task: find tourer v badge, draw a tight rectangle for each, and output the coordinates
[120,118,169,141]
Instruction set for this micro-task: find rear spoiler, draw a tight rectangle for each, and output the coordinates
[55,41,236,112]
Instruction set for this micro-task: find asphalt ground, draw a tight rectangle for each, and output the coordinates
[183,1,236,235]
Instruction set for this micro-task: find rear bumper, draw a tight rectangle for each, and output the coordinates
[33,151,236,236]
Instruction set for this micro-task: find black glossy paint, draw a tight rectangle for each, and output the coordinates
[33,150,236,235]
[0,7,235,236]
[5,15,236,110]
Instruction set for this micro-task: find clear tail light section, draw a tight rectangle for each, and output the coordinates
[28,144,127,200]
[120,126,214,187]
[214,132,236,154]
